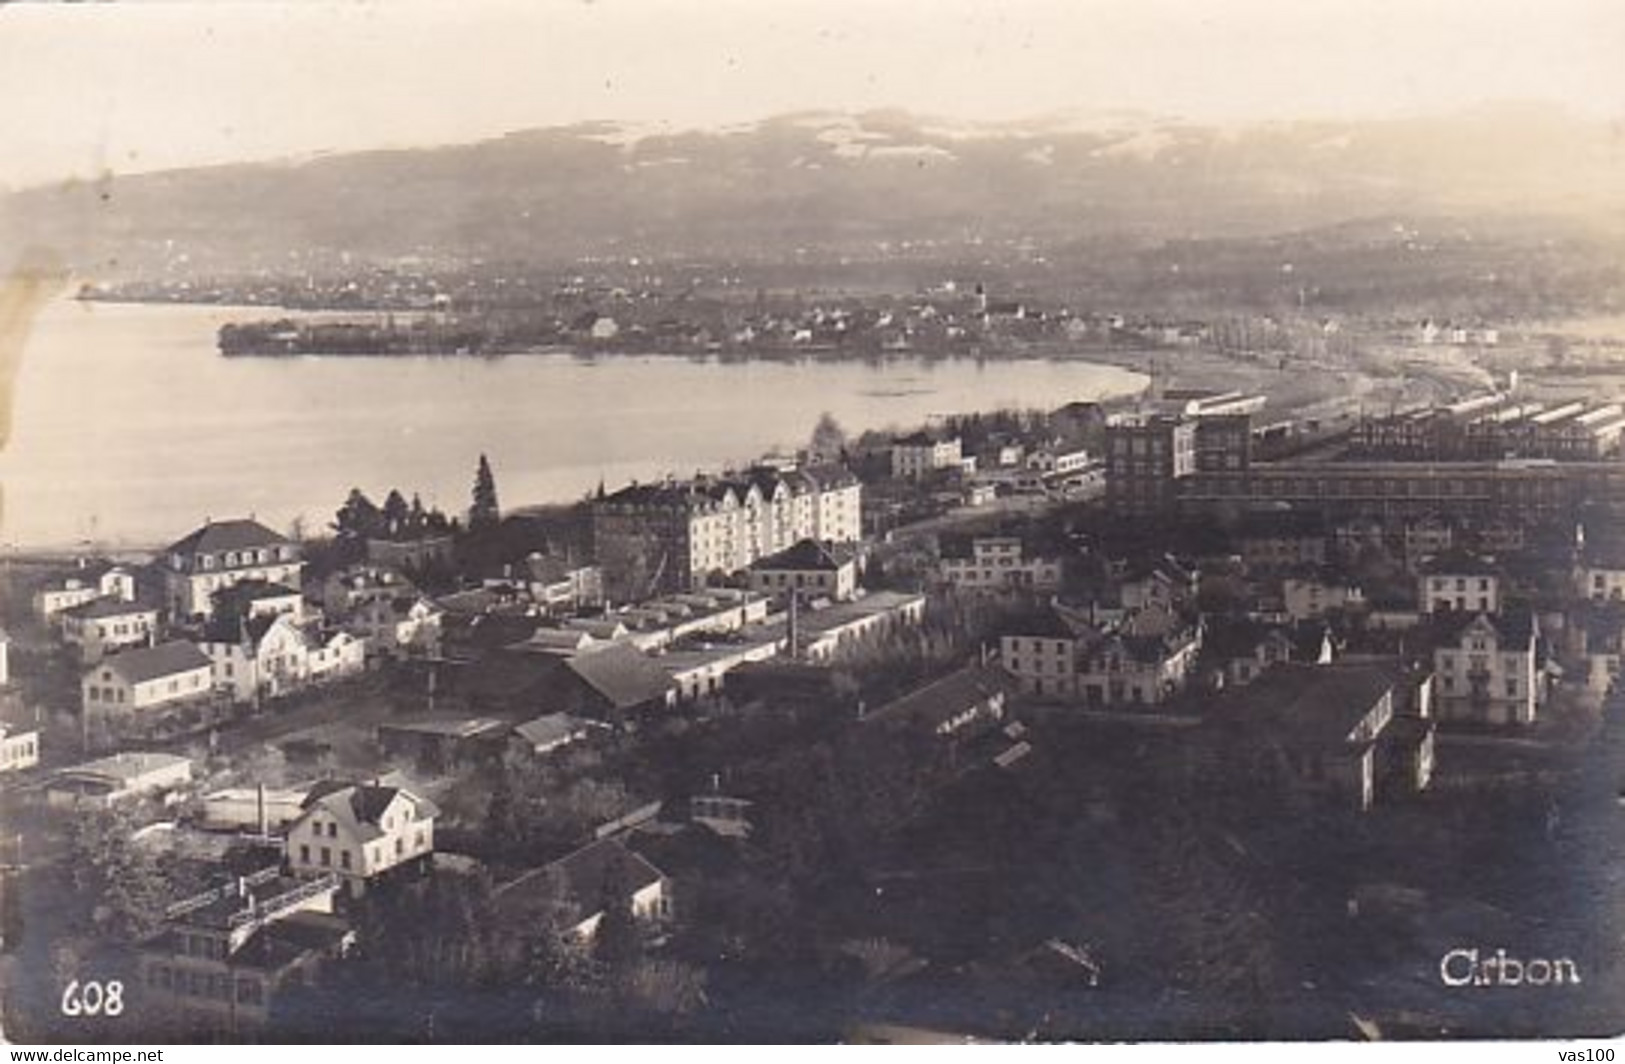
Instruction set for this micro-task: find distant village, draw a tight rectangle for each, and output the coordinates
[4,367,1625,1041]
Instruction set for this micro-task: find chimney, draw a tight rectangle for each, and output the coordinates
[787,590,801,661]
[256,783,268,837]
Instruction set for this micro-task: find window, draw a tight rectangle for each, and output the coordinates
[328,823,337,838]
[320,847,331,867]
[340,850,352,870]
[395,837,404,857]
[300,844,310,864]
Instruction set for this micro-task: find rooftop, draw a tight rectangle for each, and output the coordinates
[1214,662,1395,751]
[95,641,211,685]
[751,538,852,572]
[164,518,291,558]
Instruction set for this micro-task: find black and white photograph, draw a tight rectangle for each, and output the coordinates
[1,0,1623,1046]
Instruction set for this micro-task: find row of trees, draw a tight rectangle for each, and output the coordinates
[330,454,501,543]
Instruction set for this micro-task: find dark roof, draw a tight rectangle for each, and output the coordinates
[1430,609,1536,647]
[99,641,211,684]
[302,781,438,824]
[1215,663,1394,750]
[752,538,850,572]
[212,580,300,608]
[893,431,948,447]
[1002,606,1082,641]
[565,643,672,711]
[494,837,665,917]
[1417,551,1500,577]
[1237,511,1327,539]
[865,666,1007,731]
[164,518,290,557]
[60,597,159,621]
[513,713,593,748]
[201,611,283,647]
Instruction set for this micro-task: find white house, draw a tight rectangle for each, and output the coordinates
[201,615,363,703]
[285,781,438,893]
[35,565,138,621]
[494,838,670,943]
[747,538,859,602]
[81,641,213,716]
[162,518,303,620]
[939,536,1062,594]
[58,598,161,662]
[0,725,39,774]
[46,751,192,809]
[350,595,442,657]
[1419,552,1501,615]
[891,432,963,480]
[1282,575,1365,622]
[1432,612,1544,726]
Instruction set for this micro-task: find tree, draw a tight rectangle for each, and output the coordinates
[471,454,501,529]
[382,489,411,539]
[808,412,848,464]
[66,808,168,943]
[591,853,642,979]
[333,488,382,540]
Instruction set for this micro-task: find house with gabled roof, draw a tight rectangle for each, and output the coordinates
[34,562,138,622]
[285,781,438,894]
[81,641,213,716]
[863,666,1008,739]
[162,518,302,620]
[137,867,350,1037]
[58,596,161,663]
[1430,611,1545,726]
[1204,662,1413,812]
[492,837,670,942]
[749,537,858,601]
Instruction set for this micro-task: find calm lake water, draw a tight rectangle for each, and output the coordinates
[0,298,1145,548]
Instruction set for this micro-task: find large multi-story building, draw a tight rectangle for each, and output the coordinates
[938,536,1062,594]
[891,432,963,480]
[1104,414,1196,516]
[162,519,303,621]
[138,867,350,1037]
[1432,611,1545,726]
[592,465,861,599]
[1418,552,1502,614]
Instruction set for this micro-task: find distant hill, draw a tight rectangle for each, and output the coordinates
[5,104,1624,279]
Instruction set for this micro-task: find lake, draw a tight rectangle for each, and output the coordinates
[0,298,1145,548]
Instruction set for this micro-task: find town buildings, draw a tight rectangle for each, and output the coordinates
[81,641,214,717]
[495,837,670,943]
[163,519,304,620]
[863,666,1009,739]
[58,597,161,662]
[1431,612,1545,726]
[1418,552,1502,614]
[748,538,859,602]
[1104,414,1196,516]
[34,564,138,621]
[138,867,349,1036]
[891,432,964,480]
[938,536,1062,594]
[45,751,193,809]
[591,465,861,599]
[1000,605,1203,706]
[0,724,39,774]
[285,781,438,894]
[1205,662,1431,812]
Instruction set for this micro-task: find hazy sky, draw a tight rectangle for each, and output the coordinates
[3,0,1622,190]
